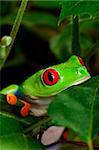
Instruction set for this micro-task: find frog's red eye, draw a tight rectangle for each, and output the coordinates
[42,69,59,85]
[78,56,85,66]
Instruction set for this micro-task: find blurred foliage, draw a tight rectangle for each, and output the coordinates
[0,1,99,88]
[32,0,60,9]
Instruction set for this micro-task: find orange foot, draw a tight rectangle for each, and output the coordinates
[6,93,17,105]
[20,100,31,117]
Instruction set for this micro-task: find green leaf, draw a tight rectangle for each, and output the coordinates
[0,94,44,126]
[32,0,60,9]
[23,12,58,28]
[0,96,45,150]
[48,76,99,142]
[59,1,99,24]
[80,34,93,58]
[0,133,45,150]
[0,113,24,136]
[50,27,72,62]
[50,19,98,60]
[50,32,71,62]
[0,1,13,16]
[1,12,58,28]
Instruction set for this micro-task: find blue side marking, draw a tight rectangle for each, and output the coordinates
[15,89,25,99]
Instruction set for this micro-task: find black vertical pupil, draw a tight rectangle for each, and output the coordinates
[48,72,54,82]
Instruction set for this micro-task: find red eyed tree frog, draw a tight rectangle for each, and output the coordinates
[0,55,91,117]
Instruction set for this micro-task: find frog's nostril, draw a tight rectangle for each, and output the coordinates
[77,66,90,76]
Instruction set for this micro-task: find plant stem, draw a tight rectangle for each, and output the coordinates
[0,0,28,70]
[88,140,94,150]
[64,140,99,149]
[24,117,52,135]
[71,15,81,56]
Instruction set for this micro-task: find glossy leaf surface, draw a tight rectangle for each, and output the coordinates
[0,133,44,150]
[59,1,99,24]
[0,96,45,150]
[48,76,99,142]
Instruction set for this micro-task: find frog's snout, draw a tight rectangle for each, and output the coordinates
[77,66,90,77]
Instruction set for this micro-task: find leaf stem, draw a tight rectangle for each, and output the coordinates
[71,15,81,56]
[64,140,99,149]
[88,140,94,150]
[24,117,52,135]
[0,0,28,70]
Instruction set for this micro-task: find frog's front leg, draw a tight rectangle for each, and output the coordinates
[6,93,48,117]
[5,93,31,117]
[1,84,51,117]
[0,84,19,95]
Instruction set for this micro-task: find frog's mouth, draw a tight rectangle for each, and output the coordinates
[25,76,91,102]
[73,76,91,86]
[25,94,52,105]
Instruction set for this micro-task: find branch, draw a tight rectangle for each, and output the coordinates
[24,117,52,135]
[0,0,28,70]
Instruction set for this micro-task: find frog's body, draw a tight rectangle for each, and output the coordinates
[0,55,91,116]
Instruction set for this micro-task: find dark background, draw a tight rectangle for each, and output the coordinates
[1,1,99,89]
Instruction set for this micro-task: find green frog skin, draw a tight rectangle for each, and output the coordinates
[0,55,91,116]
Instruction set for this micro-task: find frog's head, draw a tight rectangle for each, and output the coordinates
[21,55,91,99]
